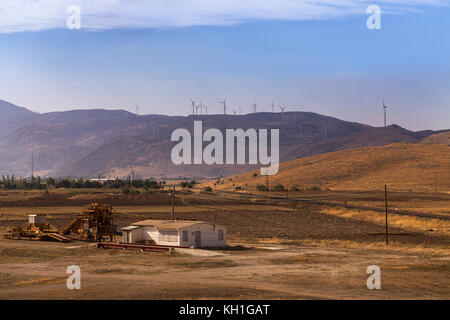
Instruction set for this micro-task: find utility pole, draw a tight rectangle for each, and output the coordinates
[385,185,389,245]
[171,186,175,219]
[31,153,34,183]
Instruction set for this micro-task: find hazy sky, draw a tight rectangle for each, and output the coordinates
[0,1,449,130]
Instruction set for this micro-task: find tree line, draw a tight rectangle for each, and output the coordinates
[0,175,166,190]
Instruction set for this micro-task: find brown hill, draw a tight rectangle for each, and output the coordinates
[0,99,446,179]
[5,110,371,177]
[53,114,441,179]
[212,143,450,192]
[282,124,423,161]
[0,100,37,139]
[421,132,450,146]
[62,123,441,179]
[0,109,138,176]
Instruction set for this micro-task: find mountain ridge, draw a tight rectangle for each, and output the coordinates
[0,99,448,179]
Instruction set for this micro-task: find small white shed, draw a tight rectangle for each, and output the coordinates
[121,219,226,248]
[29,214,47,224]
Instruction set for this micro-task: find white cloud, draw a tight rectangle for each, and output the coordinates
[0,0,448,33]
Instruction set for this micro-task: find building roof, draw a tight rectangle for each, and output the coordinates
[121,225,140,231]
[131,219,216,230]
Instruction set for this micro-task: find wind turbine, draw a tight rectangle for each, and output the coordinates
[220,99,227,114]
[199,99,203,115]
[232,108,238,115]
[279,105,287,112]
[270,101,275,113]
[383,99,389,128]
[238,105,243,115]
[204,105,210,115]
[135,105,140,116]
[190,99,196,116]
[251,102,257,113]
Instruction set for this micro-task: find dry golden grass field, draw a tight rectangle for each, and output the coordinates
[0,188,449,299]
[205,143,450,192]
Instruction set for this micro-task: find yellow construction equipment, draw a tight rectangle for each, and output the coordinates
[4,214,71,242]
[62,203,117,241]
[4,203,118,242]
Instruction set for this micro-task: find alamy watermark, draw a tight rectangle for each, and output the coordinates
[67,5,81,30]
[171,121,279,175]
[366,265,381,289]
[367,5,381,30]
[66,4,378,31]
[66,265,81,290]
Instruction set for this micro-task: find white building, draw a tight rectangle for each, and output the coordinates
[121,219,226,248]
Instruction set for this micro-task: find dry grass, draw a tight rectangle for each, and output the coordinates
[421,132,450,145]
[242,237,450,256]
[319,207,450,236]
[0,204,294,221]
[348,200,450,216]
[204,143,450,192]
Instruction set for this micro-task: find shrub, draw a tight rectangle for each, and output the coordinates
[256,184,268,191]
[272,184,285,192]
[122,187,130,194]
[181,181,195,188]
[204,186,213,192]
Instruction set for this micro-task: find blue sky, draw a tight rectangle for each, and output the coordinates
[0,1,449,130]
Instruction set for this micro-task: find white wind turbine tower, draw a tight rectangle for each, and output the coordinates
[238,105,243,115]
[190,99,196,116]
[251,102,257,113]
[279,105,287,112]
[220,99,227,114]
[135,105,140,116]
[232,108,238,115]
[383,99,389,128]
[270,101,275,113]
[199,99,204,115]
[204,105,210,115]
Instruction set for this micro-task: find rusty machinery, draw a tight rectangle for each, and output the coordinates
[4,203,118,242]
[4,214,71,242]
[61,203,118,241]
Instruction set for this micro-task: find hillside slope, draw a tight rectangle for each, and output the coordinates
[0,98,446,179]
[5,110,371,177]
[213,143,450,192]
[53,114,440,179]
[0,109,137,176]
[0,100,37,139]
[421,132,450,146]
